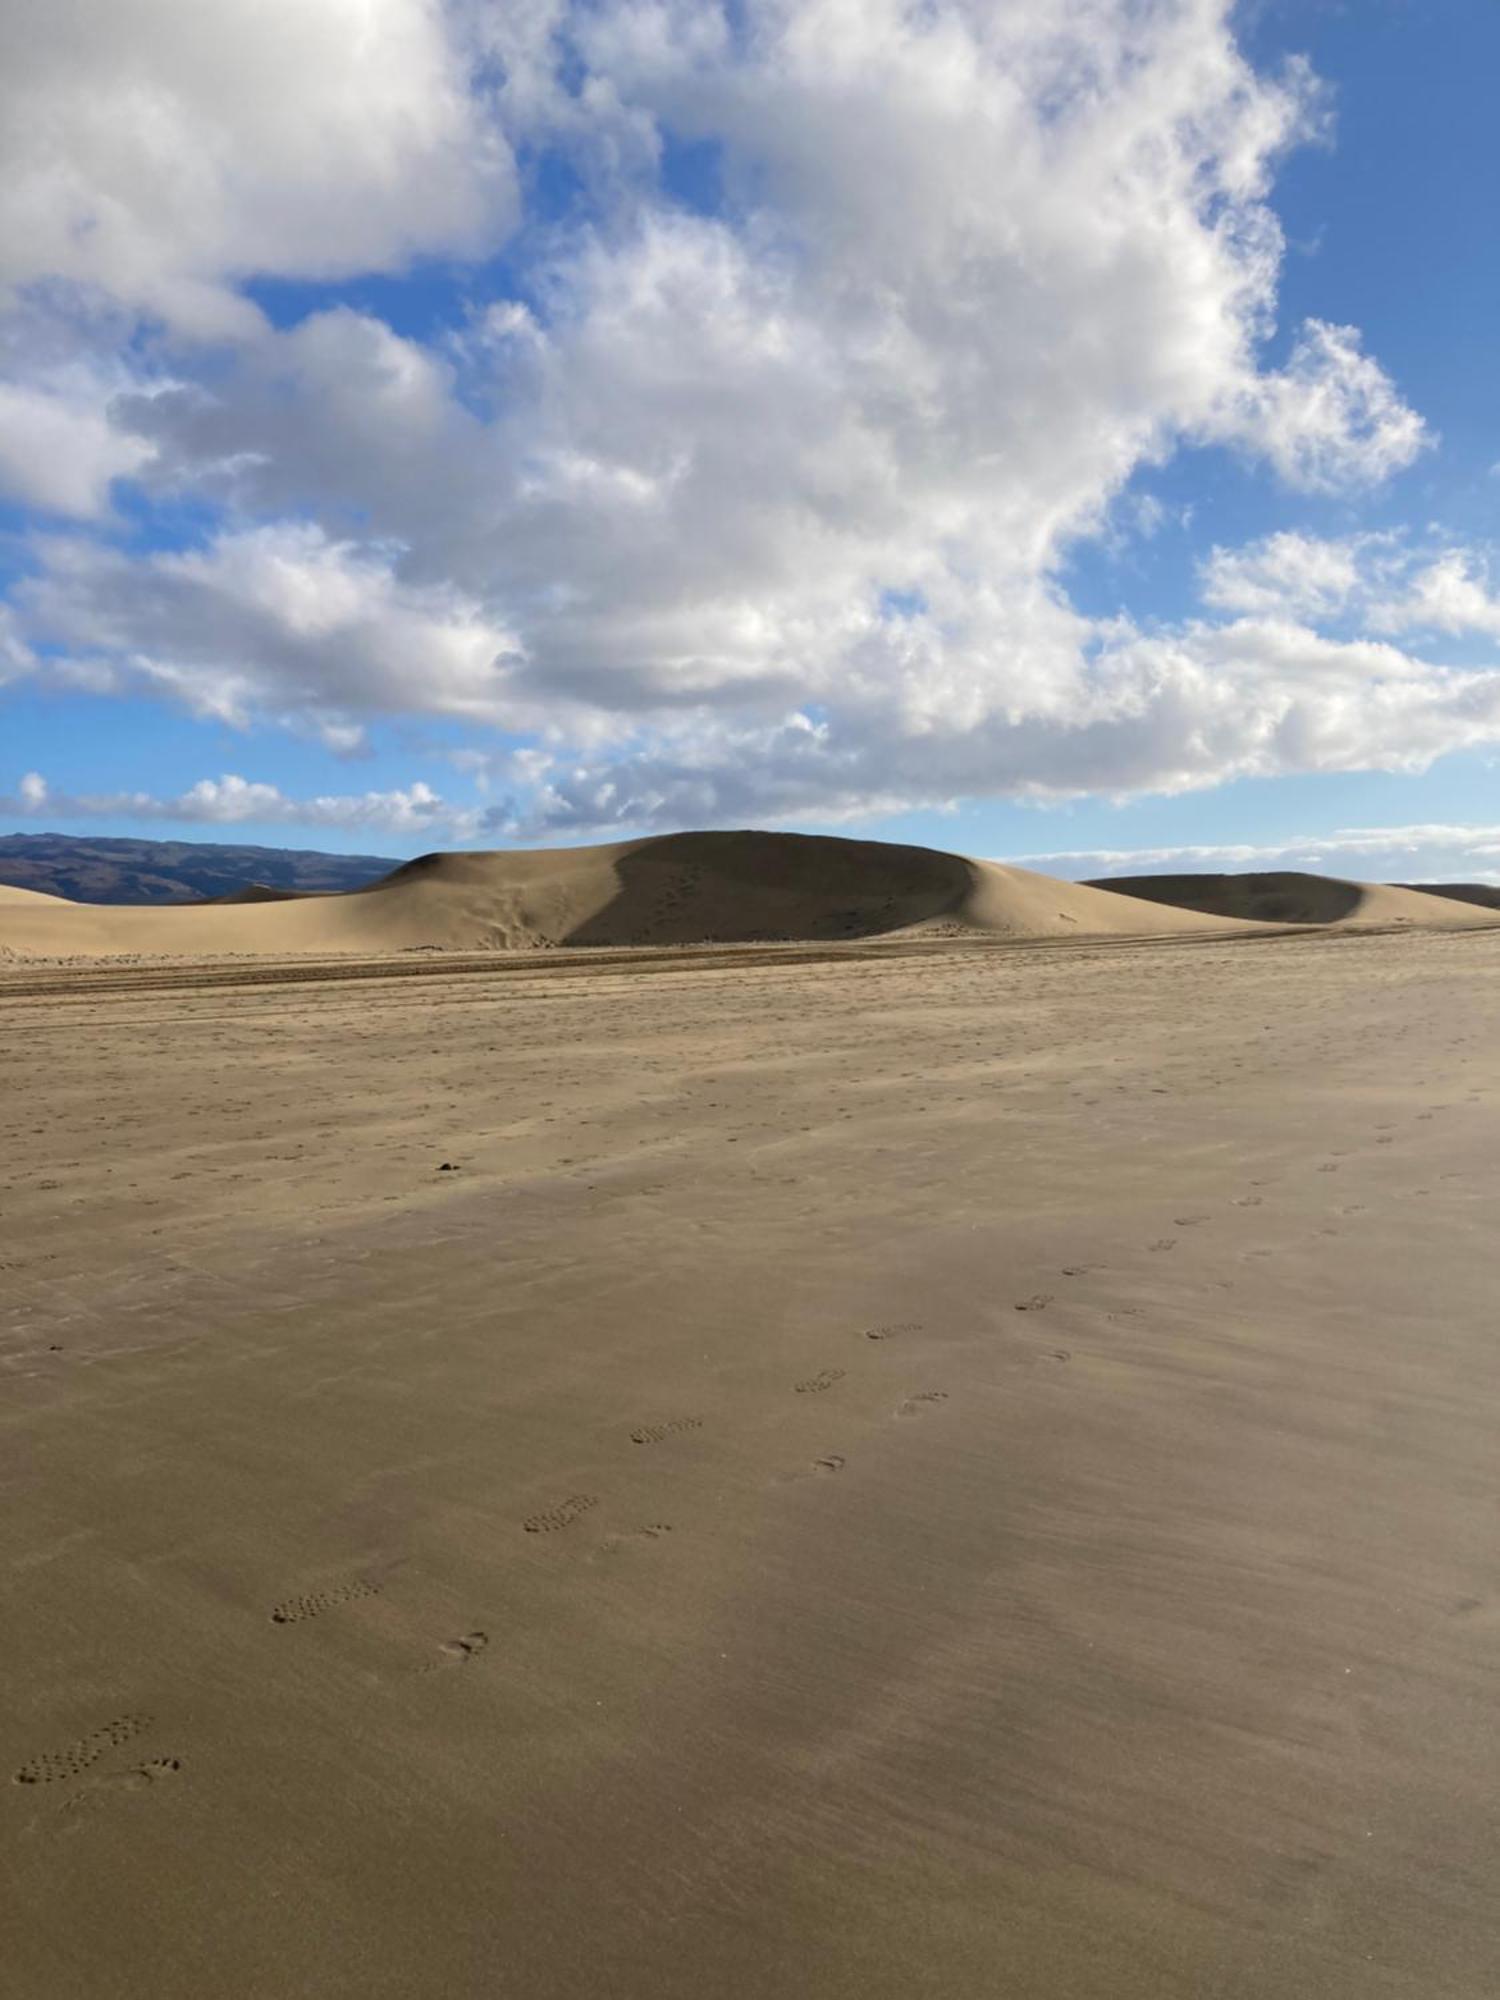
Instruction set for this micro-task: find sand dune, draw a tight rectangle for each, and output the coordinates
[1399,882,1500,912]
[1089,869,1499,928]
[0,882,71,907]
[0,830,1249,959]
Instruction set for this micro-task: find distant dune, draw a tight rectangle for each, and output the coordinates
[0,830,1251,960]
[1398,882,1500,912]
[1088,870,1499,929]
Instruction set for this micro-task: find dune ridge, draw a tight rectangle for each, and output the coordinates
[1088,869,1499,929]
[0,830,1250,960]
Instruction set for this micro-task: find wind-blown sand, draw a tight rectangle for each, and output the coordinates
[0,831,1257,959]
[4,917,1500,1997]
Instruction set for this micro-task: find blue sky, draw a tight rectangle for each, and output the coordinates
[3,0,1500,882]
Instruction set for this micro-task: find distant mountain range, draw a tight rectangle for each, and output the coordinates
[0,832,398,904]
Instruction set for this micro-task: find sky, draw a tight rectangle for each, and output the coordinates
[3,0,1500,883]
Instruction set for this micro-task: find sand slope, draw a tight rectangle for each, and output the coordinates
[1399,882,1500,913]
[1090,869,1499,928]
[0,883,72,907]
[0,830,1250,959]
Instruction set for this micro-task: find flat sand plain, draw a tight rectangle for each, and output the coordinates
[4,926,1500,1998]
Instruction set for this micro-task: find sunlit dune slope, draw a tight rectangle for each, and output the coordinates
[0,830,1261,959]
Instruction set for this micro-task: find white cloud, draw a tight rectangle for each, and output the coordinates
[0,1,1465,831]
[1199,530,1500,640]
[1200,530,1375,619]
[0,375,155,518]
[1371,551,1500,640]
[1226,320,1427,491]
[14,523,536,732]
[3,770,481,840]
[0,0,514,336]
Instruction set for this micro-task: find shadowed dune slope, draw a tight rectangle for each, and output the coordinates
[0,830,1257,959]
[1090,870,1500,928]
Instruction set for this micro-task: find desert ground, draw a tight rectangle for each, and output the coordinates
[4,859,1500,1996]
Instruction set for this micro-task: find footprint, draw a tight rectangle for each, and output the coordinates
[629,1417,703,1445]
[523,1495,598,1534]
[1173,1214,1210,1226]
[794,1369,845,1394]
[60,1757,183,1815]
[1232,1196,1262,1208]
[434,1631,489,1665]
[595,1524,674,1559]
[896,1391,949,1416]
[1148,1239,1176,1252]
[1014,1294,1053,1312]
[1060,1265,1091,1277]
[270,1580,379,1625]
[864,1322,920,1340]
[812,1455,846,1474]
[14,1715,151,1786]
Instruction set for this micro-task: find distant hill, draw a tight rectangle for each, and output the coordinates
[0,832,397,905]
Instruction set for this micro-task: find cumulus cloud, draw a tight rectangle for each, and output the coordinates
[1226,320,1427,491]
[14,523,534,732]
[5,770,481,840]
[1200,530,1500,640]
[0,0,514,335]
[473,616,1500,837]
[0,0,1470,831]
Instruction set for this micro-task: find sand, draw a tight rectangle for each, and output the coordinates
[4,918,1500,1998]
[1091,870,1499,928]
[0,831,1260,960]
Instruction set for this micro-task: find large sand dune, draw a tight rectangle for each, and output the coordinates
[0,830,1248,959]
[1088,869,1498,928]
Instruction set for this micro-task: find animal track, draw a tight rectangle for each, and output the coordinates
[1014,1294,1053,1312]
[897,1391,949,1416]
[14,1715,151,1786]
[1148,1238,1176,1252]
[630,1417,703,1445]
[794,1368,845,1394]
[270,1580,379,1625]
[523,1494,598,1533]
[812,1454,846,1474]
[864,1321,921,1340]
